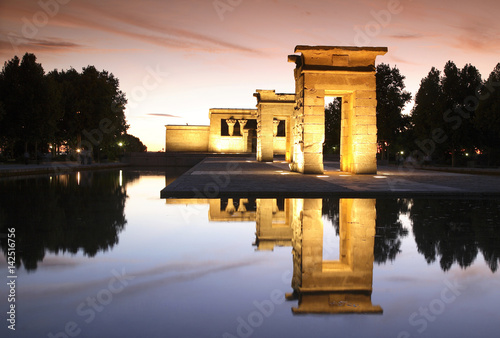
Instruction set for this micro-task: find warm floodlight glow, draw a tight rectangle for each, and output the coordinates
[77,172,81,185]
[316,175,329,178]
[76,148,81,153]
[373,176,387,179]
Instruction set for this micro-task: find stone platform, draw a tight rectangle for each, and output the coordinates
[161,157,500,198]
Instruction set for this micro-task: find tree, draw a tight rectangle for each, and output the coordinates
[411,67,443,139]
[475,63,500,165]
[77,66,128,161]
[0,54,129,161]
[46,68,82,154]
[324,97,342,154]
[45,65,129,161]
[412,62,483,166]
[0,53,61,160]
[119,133,147,152]
[376,63,412,160]
[0,56,22,157]
[442,62,482,166]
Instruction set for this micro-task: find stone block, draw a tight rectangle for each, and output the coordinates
[303,133,325,145]
[353,115,376,125]
[303,115,325,125]
[304,124,324,135]
[355,91,376,99]
[352,162,377,174]
[353,143,377,154]
[303,143,323,153]
[355,98,377,107]
[302,163,324,174]
[304,94,325,106]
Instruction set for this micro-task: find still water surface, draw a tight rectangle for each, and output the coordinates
[0,170,499,338]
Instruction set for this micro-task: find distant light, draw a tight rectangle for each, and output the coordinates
[76,148,81,153]
[400,151,404,155]
[118,142,123,147]
[465,153,469,157]
[339,174,350,177]
[280,172,290,175]
[316,175,329,178]
[119,170,123,187]
[275,170,283,173]
[374,176,387,179]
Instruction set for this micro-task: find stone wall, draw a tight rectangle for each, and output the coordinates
[254,90,294,162]
[165,125,209,152]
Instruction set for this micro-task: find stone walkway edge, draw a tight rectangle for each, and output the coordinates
[161,157,500,199]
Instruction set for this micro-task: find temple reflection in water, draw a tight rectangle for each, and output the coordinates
[166,197,382,315]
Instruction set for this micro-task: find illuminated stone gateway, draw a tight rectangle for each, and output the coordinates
[165,45,387,175]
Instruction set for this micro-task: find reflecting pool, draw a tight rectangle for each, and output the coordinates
[1,170,499,338]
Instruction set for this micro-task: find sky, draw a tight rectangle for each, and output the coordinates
[1,0,500,151]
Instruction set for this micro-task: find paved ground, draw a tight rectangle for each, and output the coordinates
[161,156,500,198]
[0,161,128,177]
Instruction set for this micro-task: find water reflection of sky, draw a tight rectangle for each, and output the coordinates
[0,170,499,338]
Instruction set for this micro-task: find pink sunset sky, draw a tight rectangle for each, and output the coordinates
[1,0,499,151]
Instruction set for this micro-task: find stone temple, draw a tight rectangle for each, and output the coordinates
[165,45,387,175]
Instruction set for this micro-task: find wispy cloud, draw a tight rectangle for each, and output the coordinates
[0,0,261,56]
[147,113,182,118]
[450,20,500,53]
[388,33,426,40]
[0,35,84,55]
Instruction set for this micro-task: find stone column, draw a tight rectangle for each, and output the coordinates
[259,112,274,162]
[237,199,248,212]
[225,198,236,214]
[238,119,247,133]
[226,119,236,137]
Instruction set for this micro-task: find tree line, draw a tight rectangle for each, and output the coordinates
[325,62,500,166]
[0,53,146,163]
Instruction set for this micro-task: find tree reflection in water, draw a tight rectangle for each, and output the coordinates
[410,199,500,272]
[0,170,138,271]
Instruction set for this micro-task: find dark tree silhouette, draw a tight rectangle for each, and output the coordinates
[324,98,342,154]
[0,53,145,161]
[0,170,137,271]
[411,62,483,166]
[374,199,409,264]
[475,63,500,165]
[376,64,412,160]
